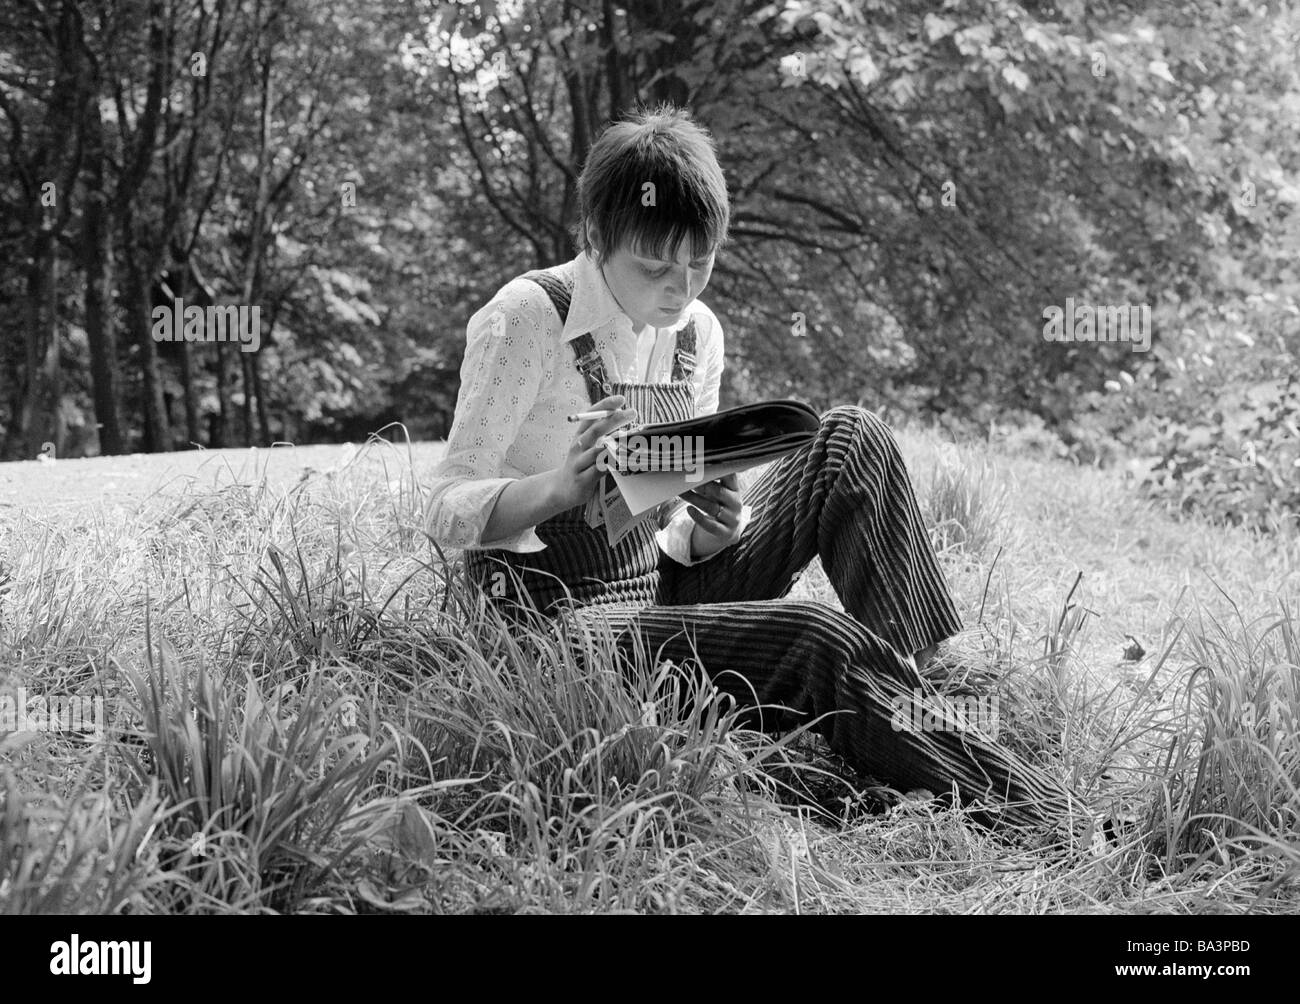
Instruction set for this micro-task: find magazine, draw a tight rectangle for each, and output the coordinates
[582,399,821,546]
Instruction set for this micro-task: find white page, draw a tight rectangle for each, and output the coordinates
[605,455,766,515]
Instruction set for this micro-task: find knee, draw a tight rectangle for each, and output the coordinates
[824,404,896,444]
[822,405,906,469]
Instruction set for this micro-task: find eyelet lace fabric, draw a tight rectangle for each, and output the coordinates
[423,251,727,564]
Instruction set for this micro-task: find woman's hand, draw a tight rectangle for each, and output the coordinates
[545,394,639,511]
[682,473,744,559]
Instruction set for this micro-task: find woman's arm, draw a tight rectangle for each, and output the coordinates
[427,280,639,550]
[424,291,554,551]
[480,469,565,542]
[483,392,638,539]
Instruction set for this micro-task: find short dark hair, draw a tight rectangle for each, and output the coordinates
[571,103,730,269]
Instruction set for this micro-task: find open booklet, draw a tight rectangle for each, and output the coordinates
[582,399,821,546]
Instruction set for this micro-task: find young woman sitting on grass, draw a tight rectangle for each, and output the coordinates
[425,102,1088,834]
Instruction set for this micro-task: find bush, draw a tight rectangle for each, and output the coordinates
[1077,294,1300,533]
[1142,374,1300,533]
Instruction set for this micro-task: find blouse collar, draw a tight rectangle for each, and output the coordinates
[560,249,692,343]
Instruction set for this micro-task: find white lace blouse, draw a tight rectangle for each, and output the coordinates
[423,249,750,565]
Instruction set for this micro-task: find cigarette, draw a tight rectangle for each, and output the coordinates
[566,409,615,422]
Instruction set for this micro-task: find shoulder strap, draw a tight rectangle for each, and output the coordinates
[520,269,572,325]
[671,317,698,383]
[570,332,613,402]
[522,268,612,403]
[521,269,698,393]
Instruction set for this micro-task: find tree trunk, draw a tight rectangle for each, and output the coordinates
[7,0,91,460]
[82,101,124,456]
[240,351,254,446]
[634,0,693,107]
[177,342,200,447]
[252,345,270,444]
[17,226,62,460]
[214,341,232,447]
[601,0,632,119]
[107,0,170,452]
[121,219,171,452]
[239,33,274,448]
[168,263,202,446]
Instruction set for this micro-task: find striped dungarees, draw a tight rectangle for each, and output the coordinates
[463,267,1086,831]
[463,267,699,614]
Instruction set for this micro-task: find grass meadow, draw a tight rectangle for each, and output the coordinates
[1,424,1298,914]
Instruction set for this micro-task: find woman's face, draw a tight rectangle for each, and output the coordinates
[594,233,716,331]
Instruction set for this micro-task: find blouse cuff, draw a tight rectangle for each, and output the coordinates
[426,477,547,553]
[655,502,754,566]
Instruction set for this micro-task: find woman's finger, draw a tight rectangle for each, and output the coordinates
[576,445,604,470]
[686,505,718,528]
[681,487,712,509]
[575,396,626,437]
[596,407,638,434]
[577,407,637,449]
[684,484,739,515]
[688,501,737,531]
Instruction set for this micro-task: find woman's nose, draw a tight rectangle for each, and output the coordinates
[668,265,697,298]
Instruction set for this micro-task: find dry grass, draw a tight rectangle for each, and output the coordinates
[0,422,1297,913]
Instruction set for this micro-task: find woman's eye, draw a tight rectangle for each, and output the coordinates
[644,262,707,278]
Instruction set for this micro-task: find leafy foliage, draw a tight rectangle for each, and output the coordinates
[0,0,1297,523]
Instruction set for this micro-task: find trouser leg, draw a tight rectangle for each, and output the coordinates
[563,598,1084,830]
[661,405,962,658]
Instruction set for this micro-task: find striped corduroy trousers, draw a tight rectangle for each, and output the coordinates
[542,405,1087,831]
[467,404,1088,832]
